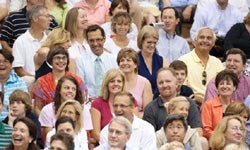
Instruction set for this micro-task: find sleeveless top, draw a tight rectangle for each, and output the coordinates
[129,75,146,112]
[35,61,52,80]
[138,51,163,95]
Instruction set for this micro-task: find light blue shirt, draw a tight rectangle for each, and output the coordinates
[244,95,250,131]
[75,50,118,98]
[170,0,198,7]
[156,29,190,63]
[190,2,243,41]
[0,70,28,121]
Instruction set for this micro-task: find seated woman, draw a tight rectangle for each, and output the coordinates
[46,114,88,150]
[117,48,153,117]
[90,68,138,143]
[101,0,138,41]
[156,96,203,150]
[5,117,40,150]
[34,27,73,79]
[39,75,92,135]
[104,12,139,56]
[137,25,169,96]
[2,90,43,148]
[209,116,248,150]
[201,70,239,139]
[31,46,87,115]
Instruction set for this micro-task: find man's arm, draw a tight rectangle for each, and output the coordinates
[0,3,8,21]
[0,40,12,53]
[14,67,33,77]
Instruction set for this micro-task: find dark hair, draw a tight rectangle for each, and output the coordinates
[117,48,139,73]
[46,45,69,71]
[26,5,47,25]
[50,132,74,150]
[54,75,83,114]
[114,91,135,106]
[161,7,180,19]
[163,114,188,132]
[85,25,105,40]
[55,0,67,9]
[6,117,40,150]
[0,91,4,103]
[9,90,32,113]
[215,70,239,88]
[55,116,76,132]
[0,49,14,63]
[169,60,187,75]
[225,48,247,65]
[109,0,130,16]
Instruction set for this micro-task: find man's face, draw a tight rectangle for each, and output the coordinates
[29,0,44,6]
[157,70,178,99]
[165,120,186,142]
[216,0,229,8]
[0,54,11,80]
[194,28,215,53]
[36,8,51,30]
[108,121,130,149]
[226,54,245,76]
[87,29,105,56]
[161,8,179,33]
[113,95,133,119]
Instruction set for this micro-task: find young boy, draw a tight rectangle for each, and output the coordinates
[0,92,13,149]
[169,60,194,99]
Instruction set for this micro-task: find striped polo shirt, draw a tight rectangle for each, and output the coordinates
[0,123,12,149]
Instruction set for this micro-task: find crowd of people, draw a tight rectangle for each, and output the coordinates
[1,0,250,150]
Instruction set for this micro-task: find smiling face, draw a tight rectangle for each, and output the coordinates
[87,29,105,56]
[224,119,244,145]
[108,75,124,95]
[60,79,77,102]
[113,95,133,119]
[0,54,11,80]
[114,20,130,36]
[52,54,68,72]
[194,28,215,53]
[108,121,130,149]
[217,79,236,97]
[226,54,245,76]
[77,8,88,29]
[161,8,179,33]
[165,120,186,142]
[12,122,33,148]
[141,36,158,54]
[59,39,72,50]
[119,56,137,73]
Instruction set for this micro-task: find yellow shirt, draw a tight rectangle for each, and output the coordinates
[179,50,224,99]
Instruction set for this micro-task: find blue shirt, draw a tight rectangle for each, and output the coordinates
[0,70,28,121]
[170,0,198,7]
[190,2,243,41]
[156,29,190,63]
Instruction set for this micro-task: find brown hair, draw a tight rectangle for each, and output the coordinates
[215,70,239,88]
[9,90,32,113]
[169,60,187,75]
[117,48,139,73]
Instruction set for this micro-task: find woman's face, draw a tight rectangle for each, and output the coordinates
[119,56,136,74]
[224,119,244,145]
[171,102,189,120]
[9,101,26,117]
[108,75,123,95]
[60,79,77,102]
[217,79,236,97]
[12,122,33,148]
[52,54,68,72]
[77,8,88,29]
[141,36,158,54]
[60,104,77,121]
[114,21,130,36]
[60,39,72,50]
[50,140,67,150]
[112,3,128,16]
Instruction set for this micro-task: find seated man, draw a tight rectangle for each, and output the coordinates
[100,91,157,149]
[95,116,132,150]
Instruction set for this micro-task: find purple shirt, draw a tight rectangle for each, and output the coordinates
[204,74,250,102]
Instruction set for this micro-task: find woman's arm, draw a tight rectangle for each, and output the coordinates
[162,58,169,68]
[140,79,153,118]
[90,107,101,143]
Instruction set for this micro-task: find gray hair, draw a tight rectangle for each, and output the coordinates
[194,26,216,42]
[26,5,47,25]
[109,116,132,134]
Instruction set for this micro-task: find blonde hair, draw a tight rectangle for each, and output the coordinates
[224,143,249,150]
[209,116,246,150]
[56,100,83,133]
[159,141,184,150]
[164,96,189,114]
[99,69,126,100]
[137,25,159,49]
[42,27,70,48]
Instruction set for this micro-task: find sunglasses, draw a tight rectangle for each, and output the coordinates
[202,71,207,86]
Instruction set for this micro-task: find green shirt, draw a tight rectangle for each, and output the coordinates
[0,122,13,149]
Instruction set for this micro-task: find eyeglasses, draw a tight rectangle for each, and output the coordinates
[113,104,131,109]
[202,71,207,86]
[88,38,104,44]
[53,55,67,61]
[39,14,53,19]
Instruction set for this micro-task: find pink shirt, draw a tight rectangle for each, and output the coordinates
[74,0,111,25]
